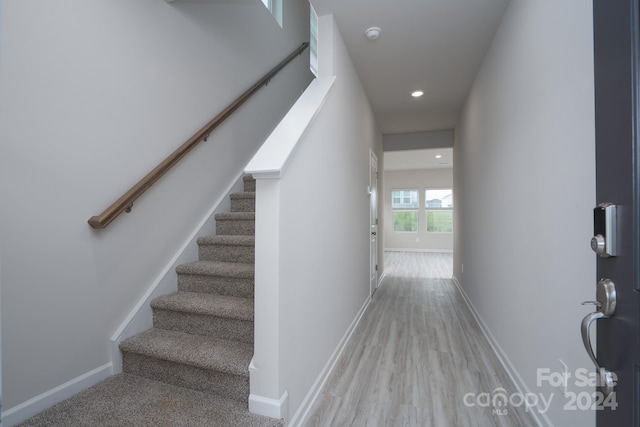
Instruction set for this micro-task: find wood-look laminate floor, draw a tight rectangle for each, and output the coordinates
[303,252,538,427]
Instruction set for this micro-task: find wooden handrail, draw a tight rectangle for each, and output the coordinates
[88,42,309,229]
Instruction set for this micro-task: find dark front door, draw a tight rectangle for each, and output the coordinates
[593,0,640,425]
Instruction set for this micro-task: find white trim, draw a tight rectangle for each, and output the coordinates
[288,296,372,427]
[109,171,245,372]
[271,0,283,28]
[245,77,336,179]
[451,275,550,427]
[2,363,112,426]
[248,391,288,420]
[384,248,453,253]
[309,4,319,77]
[249,178,282,405]
[369,149,379,298]
[378,271,388,288]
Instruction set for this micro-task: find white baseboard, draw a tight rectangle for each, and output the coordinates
[384,248,453,253]
[3,172,250,427]
[249,391,288,420]
[377,271,388,288]
[2,363,112,427]
[287,295,372,427]
[109,171,246,371]
[451,275,551,427]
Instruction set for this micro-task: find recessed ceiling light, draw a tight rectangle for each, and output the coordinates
[435,154,443,159]
[411,90,424,98]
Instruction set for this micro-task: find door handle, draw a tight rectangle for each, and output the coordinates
[580,278,617,395]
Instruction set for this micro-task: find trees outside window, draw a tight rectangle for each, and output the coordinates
[391,189,419,232]
[425,189,453,233]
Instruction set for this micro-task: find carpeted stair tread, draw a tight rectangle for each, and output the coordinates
[151,292,253,321]
[197,235,255,246]
[120,328,252,377]
[197,235,255,264]
[215,212,255,220]
[243,177,256,192]
[215,212,255,235]
[176,260,254,278]
[229,192,256,212]
[230,192,256,199]
[176,260,254,298]
[17,373,283,427]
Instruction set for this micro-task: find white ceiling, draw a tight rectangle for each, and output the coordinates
[384,148,453,171]
[310,0,510,134]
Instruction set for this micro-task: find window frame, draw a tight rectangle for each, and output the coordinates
[391,189,420,233]
[260,0,283,28]
[310,3,318,76]
[425,188,453,233]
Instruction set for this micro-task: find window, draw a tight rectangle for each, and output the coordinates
[425,189,453,233]
[260,0,282,27]
[310,3,318,76]
[392,189,419,232]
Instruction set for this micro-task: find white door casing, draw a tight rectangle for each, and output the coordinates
[370,151,379,296]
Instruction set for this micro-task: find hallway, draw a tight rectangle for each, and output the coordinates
[304,252,537,426]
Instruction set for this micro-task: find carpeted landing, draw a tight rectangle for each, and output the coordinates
[17,373,282,427]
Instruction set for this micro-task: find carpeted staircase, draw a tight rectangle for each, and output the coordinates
[19,176,283,427]
[119,175,257,401]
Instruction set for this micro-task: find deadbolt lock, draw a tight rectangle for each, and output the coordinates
[591,203,617,258]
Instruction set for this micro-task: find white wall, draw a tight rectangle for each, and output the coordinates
[247,14,383,423]
[280,13,383,415]
[454,0,595,425]
[384,168,453,252]
[280,15,382,421]
[0,0,312,416]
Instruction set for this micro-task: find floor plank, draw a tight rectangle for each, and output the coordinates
[303,252,538,427]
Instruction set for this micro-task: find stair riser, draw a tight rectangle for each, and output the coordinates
[230,198,255,213]
[199,245,254,264]
[177,274,254,298]
[243,180,256,192]
[153,310,254,343]
[122,353,249,402]
[216,220,255,236]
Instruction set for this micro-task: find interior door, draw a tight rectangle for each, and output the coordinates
[370,151,379,296]
[592,0,640,425]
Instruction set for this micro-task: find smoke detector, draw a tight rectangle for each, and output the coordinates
[365,27,382,40]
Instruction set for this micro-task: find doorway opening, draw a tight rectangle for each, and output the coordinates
[382,147,454,275]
